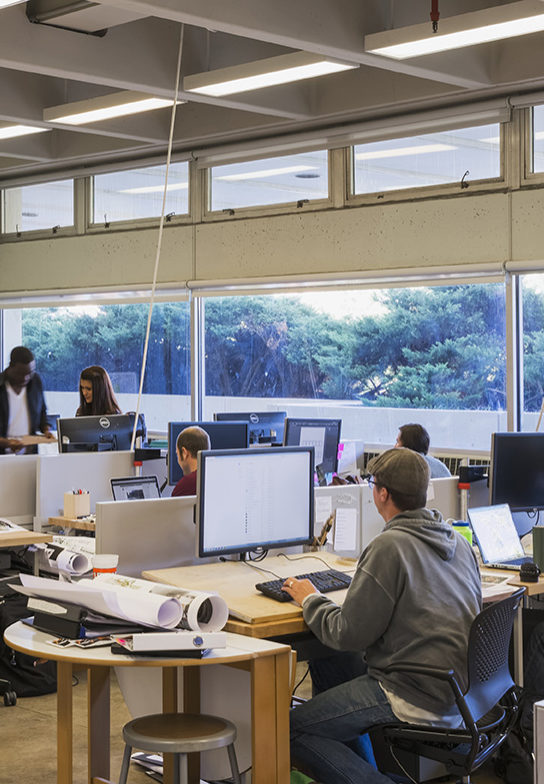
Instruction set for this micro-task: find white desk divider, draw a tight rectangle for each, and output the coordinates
[95,495,200,577]
[0,454,38,526]
[34,450,135,530]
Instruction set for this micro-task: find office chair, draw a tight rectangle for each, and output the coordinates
[371,587,524,784]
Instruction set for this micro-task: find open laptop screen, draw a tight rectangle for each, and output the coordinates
[110,476,160,501]
[467,504,525,564]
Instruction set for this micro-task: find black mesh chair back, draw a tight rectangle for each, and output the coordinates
[374,587,525,782]
[464,587,523,722]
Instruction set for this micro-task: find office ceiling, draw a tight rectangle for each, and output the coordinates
[1,0,544,182]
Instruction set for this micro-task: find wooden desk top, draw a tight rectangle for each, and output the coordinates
[49,516,96,532]
[143,552,356,638]
[5,622,290,668]
[0,530,52,548]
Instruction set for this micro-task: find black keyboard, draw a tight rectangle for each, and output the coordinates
[255,569,352,602]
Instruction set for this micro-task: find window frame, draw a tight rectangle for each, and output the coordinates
[0,178,77,240]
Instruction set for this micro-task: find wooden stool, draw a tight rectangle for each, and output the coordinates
[119,712,241,784]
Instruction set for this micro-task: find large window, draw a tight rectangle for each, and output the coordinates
[202,284,506,450]
[5,301,191,430]
[521,273,544,429]
[208,150,329,211]
[2,179,74,234]
[352,123,501,195]
[92,161,189,224]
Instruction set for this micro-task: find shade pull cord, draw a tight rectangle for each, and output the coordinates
[430,0,439,32]
[130,23,185,451]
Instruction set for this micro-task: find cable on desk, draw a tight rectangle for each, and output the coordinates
[277,551,356,574]
[292,664,310,697]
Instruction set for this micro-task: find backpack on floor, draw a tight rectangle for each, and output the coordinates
[0,589,57,698]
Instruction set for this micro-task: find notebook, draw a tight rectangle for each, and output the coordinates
[467,503,533,570]
[110,475,161,501]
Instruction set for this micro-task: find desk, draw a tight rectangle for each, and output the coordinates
[144,552,354,639]
[0,529,52,574]
[4,622,291,784]
[49,516,96,533]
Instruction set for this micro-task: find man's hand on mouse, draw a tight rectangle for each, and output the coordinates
[281,577,319,605]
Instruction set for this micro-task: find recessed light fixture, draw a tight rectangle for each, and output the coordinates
[215,165,318,181]
[43,91,181,125]
[184,51,358,97]
[355,143,455,160]
[365,0,544,59]
[0,124,50,140]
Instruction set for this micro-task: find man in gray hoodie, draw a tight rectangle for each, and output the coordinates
[284,447,482,784]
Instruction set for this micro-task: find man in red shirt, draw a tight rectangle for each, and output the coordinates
[171,426,211,497]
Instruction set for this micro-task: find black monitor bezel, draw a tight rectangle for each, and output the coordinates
[196,446,315,558]
[167,421,250,486]
[283,417,342,474]
[490,431,544,513]
[57,413,137,453]
[214,411,286,444]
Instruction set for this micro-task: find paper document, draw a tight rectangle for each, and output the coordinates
[36,536,95,576]
[93,574,229,632]
[0,518,27,534]
[334,507,358,552]
[315,496,333,525]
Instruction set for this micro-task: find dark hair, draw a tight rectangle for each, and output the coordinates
[176,426,211,458]
[373,480,427,512]
[398,423,430,455]
[10,346,34,366]
[77,366,121,417]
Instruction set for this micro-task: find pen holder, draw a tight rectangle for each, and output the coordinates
[64,491,90,519]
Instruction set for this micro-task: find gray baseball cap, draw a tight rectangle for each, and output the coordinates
[366,447,430,497]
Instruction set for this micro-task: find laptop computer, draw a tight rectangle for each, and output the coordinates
[110,475,161,501]
[467,503,533,570]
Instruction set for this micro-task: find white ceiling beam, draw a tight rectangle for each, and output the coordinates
[0,8,314,119]
[97,0,491,88]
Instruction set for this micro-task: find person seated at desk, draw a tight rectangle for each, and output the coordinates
[76,366,121,417]
[0,345,54,454]
[284,447,481,784]
[396,422,451,478]
[171,426,211,497]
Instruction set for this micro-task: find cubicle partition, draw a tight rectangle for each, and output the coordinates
[95,495,200,577]
[0,454,39,526]
[34,451,136,530]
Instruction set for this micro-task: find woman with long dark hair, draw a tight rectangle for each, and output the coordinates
[76,366,121,416]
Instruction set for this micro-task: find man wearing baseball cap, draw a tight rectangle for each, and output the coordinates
[284,447,482,784]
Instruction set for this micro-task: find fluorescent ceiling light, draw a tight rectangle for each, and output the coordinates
[120,183,188,194]
[43,91,180,125]
[0,0,26,7]
[365,1,544,59]
[216,165,318,181]
[0,125,50,140]
[184,51,358,97]
[355,143,455,160]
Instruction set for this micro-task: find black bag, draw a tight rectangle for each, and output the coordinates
[493,692,534,784]
[0,590,57,698]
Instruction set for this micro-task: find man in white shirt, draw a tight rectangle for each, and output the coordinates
[0,346,52,454]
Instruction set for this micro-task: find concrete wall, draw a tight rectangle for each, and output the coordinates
[3,188,543,295]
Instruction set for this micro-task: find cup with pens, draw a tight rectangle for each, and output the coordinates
[63,489,91,519]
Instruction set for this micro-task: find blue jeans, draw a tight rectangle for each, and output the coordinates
[291,653,397,784]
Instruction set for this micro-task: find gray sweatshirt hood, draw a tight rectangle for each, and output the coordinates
[384,507,457,562]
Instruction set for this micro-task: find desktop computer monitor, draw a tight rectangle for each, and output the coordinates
[283,417,342,477]
[168,421,250,486]
[214,411,286,445]
[57,413,142,453]
[490,432,544,513]
[196,446,314,558]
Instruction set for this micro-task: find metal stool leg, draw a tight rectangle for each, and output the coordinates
[178,752,187,784]
[118,744,132,784]
[227,743,242,784]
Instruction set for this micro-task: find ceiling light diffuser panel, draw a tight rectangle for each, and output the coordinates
[43,91,180,125]
[184,51,358,96]
[365,0,544,59]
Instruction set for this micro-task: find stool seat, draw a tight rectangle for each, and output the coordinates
[123,712,236,753]
[119,712,241,784]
